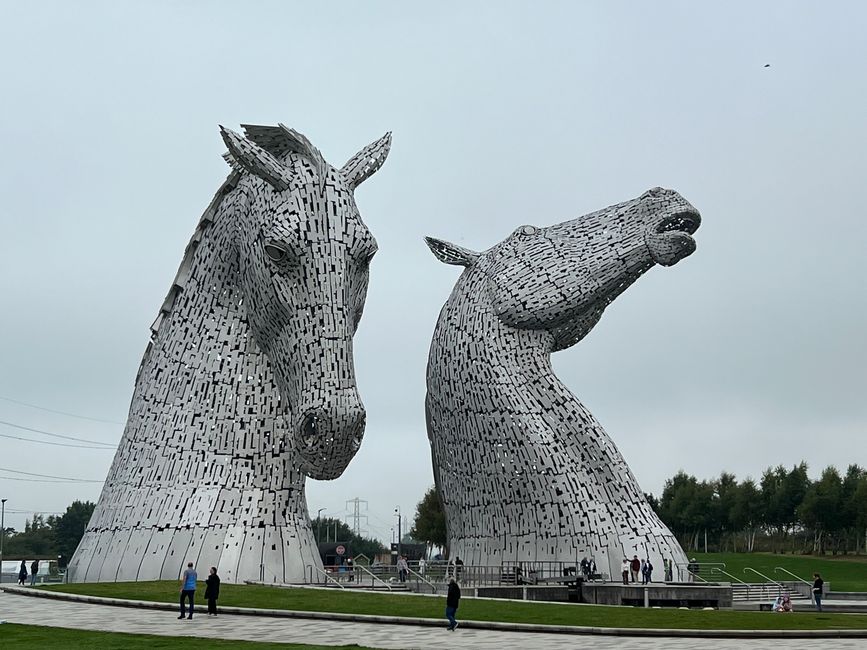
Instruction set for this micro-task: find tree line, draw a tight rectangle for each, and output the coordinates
[1,500,95,564]
[312,516,387,560]
[648,463,867,555]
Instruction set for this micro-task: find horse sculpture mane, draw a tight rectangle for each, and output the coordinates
[69,124,390,584]
[425,187,699,579]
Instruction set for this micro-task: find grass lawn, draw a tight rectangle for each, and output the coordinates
[691,552,867,591]
[39,581,867,631]
[0,623,373,649]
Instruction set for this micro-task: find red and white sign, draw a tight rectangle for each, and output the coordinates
[335,545,346,556]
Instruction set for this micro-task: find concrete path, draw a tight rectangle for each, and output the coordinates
[2,590,867,649]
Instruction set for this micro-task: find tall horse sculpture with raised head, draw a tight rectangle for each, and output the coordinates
[425,187,700,579]
[69,124,391,583]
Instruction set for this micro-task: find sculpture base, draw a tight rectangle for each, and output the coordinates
[68,523,321,584]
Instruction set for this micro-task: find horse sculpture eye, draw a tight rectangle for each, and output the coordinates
[263,243,288,262]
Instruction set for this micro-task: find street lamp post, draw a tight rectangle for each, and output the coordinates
[316,508,326,544]
[1,498,7,584]
[394,507,402,557]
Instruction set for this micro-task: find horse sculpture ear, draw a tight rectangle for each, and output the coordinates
[424,236,480,267]
[340,132,392,189]
[220,126,293,191]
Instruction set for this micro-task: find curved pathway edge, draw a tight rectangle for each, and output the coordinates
[3,586,865,639]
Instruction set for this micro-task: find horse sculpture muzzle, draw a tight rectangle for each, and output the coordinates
[645,207,702,266]
[294,392,366,480]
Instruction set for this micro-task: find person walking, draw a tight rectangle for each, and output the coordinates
[30,559,39,586]
[812,572,824,612]
[204,566,220,616]
[396,555,409,582]
[621,558,629,585]
[630,555,640,583]
[445,577,461,631]
[644,559,653,584]
[454,556,464,580]
[178,561,197,620]
[17,561,27,586]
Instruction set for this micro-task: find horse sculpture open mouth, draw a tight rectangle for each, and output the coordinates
[646,209,702,267]
[655,211,701,236]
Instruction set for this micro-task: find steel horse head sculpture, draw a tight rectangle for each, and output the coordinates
[425,187,700,579]
[69,124,390,583]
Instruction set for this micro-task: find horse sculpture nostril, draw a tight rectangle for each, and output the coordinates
[300,414,318,447]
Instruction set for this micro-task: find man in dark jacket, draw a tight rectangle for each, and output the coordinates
[445,577,461,630]
[205,566,221,616]
[812,573,824,612]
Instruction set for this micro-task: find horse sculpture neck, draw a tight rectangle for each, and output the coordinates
[70,123,391,586]
[69,177,321,585]
[428,264,687,577]
[426,189,699,580]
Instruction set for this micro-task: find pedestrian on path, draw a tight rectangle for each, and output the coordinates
[620,558,629,585]
[812,572,824,612]
[445,577,461,631]
[397,555,409,582]
[178,562,197,620]
[17,561,27,586]
[30,560,39,586]
[630,555,640,583]
[205,566,220,616]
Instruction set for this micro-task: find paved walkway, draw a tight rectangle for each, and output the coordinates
[2,590,867,649]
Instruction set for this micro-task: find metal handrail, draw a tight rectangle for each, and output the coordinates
[407,567,437,594]
[710,567,748,585]
[306,564,344,589]
[674,561,725,583]
[353,563,392,591]
[744,567,784,594]
[774,567,811,585]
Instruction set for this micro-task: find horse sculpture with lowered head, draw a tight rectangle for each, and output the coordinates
[69,124,390,583]
[425,187,700,580]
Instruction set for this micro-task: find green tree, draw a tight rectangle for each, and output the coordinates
[729,478,762,552]
[799,466,843,554]
[410,486,448,556]
[55,500,96,564]
[852,474,867,554]
[715,472,739,551]
[312,516,385,560]
[3,514,58,556]
[841,465,866,553]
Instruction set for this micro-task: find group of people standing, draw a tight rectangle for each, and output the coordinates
[176,562,221,620]
[620,555,659,584]
[16,559,39,586]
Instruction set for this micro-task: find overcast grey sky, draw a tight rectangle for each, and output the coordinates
[1,1,865,542]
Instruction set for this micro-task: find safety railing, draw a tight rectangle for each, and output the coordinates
[352,563,392,591]
[675,561,727,582]
[744,567,784,598]
[306,564,344,589]
[407,567,438,594]
[710,566,748,585]
[774,567,810,585]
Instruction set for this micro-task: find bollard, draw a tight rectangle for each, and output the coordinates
[644,586,649,608]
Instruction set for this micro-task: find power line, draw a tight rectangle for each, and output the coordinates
[0,476,95,483]
[6,508,65,515]
[0,394,124,425]
[0,431,115,450]
[0,419,116,448]
[0,466,102,483]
